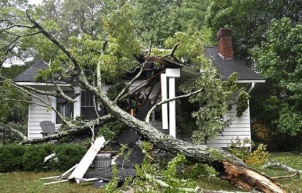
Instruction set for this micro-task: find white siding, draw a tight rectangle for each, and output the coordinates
[27,95,56,139]
[205,103,251,148]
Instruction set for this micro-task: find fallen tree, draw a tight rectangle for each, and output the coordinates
[0,5,288,192]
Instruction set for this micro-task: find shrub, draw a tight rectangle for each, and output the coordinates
[52,144,86,171]
[227,138,269,165]
[22,144,54,172]
[227,137,252,161]
[0,144,26,172]
[245,144,269,165]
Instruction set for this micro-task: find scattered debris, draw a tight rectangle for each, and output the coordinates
[68,136,106,183]
[40,130,146,189]
[43,153,56,162]
[43,179,68,185]
[39,176,60,180]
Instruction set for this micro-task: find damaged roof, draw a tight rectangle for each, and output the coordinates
[14,51,264,83]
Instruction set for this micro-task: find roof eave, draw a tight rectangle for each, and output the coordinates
[236,80,265,83]
[15,82,72,86]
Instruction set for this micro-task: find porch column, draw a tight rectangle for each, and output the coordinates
[166,68,180,138]
[161,73,168,130]
[73,86,81,119]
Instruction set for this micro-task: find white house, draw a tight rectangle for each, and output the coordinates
[14,28,264,147]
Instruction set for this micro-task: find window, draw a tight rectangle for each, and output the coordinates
[56,91,74,124]
[81,91,104,120]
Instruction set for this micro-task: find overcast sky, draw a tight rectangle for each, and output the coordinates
[3,0,43,67]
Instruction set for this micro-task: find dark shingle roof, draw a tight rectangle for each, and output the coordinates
[14,60,49,82]
[205,47,264,82]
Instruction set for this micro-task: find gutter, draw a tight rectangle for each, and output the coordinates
[248,82,255,94]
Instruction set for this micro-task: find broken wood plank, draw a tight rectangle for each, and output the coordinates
[61,163,78,178]
[68,136,106,183]
[44,179,68,185]
[40,176,60,180]
[75,178,99,182]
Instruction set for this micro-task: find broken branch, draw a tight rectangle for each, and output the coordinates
[143,171,254,193]
[0,123,27,141]
[145,87,205,123]
[261,161,302,180]
[114,61,147,103]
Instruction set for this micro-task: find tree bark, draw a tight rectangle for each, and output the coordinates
[95,94,288,193]
[21,115,115,144]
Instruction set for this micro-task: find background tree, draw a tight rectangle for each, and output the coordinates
[206,0,302,60]
[0,65,30,124]
[251,18,302,150]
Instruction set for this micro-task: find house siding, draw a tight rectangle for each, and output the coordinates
[26,81,252,149]
[27,95,56,139]
[205,103,251,148]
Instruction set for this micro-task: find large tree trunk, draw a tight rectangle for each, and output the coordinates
[22,93,287,192]
[97,94,288,193]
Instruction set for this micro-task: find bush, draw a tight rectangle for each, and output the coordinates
[227,138,269,165]
[52,144,86,171]
[0,143,86,172]
[0,144,26,172]
[22,144,54,172]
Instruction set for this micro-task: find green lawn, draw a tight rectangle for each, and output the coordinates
[0,172,105,193]
[0,152,301,193]
[249,152,302,192]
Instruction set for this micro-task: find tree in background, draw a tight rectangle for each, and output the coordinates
[0,65,30,124]
[206,0,302,60]
[251,18,302,150]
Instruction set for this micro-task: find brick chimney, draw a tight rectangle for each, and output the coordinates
[217,28,234,60]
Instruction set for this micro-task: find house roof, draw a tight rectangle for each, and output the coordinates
[205,47,264,82]
[14,60,49,82]
[14,50,264,84]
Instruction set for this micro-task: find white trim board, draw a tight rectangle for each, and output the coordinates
[68,137,106,183]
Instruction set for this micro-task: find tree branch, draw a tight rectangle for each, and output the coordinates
[143,171,254,193]
[25,11,81,72]
[0,31,41,51]
[162,42,181,58]
[145,87,205,123]
[114,61,147,103]
[25,11,99,102]
[0,123,27,141]
[54,81,76,103]
[10,81,66,123]
[262,161,302,180]
[21,114,115,144]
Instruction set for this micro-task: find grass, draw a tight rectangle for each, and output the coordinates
[0,152,301,192]
[0,172,105,193]
[249,152,302,192]
[188,152,302,192]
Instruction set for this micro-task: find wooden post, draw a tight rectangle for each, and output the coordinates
[161,73,168,129]
[166,69,180,138]
[169,77,176,138]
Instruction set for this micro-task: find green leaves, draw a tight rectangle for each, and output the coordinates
[252,17,302,137]
[164,29,206,67]
[179,59,238,143]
